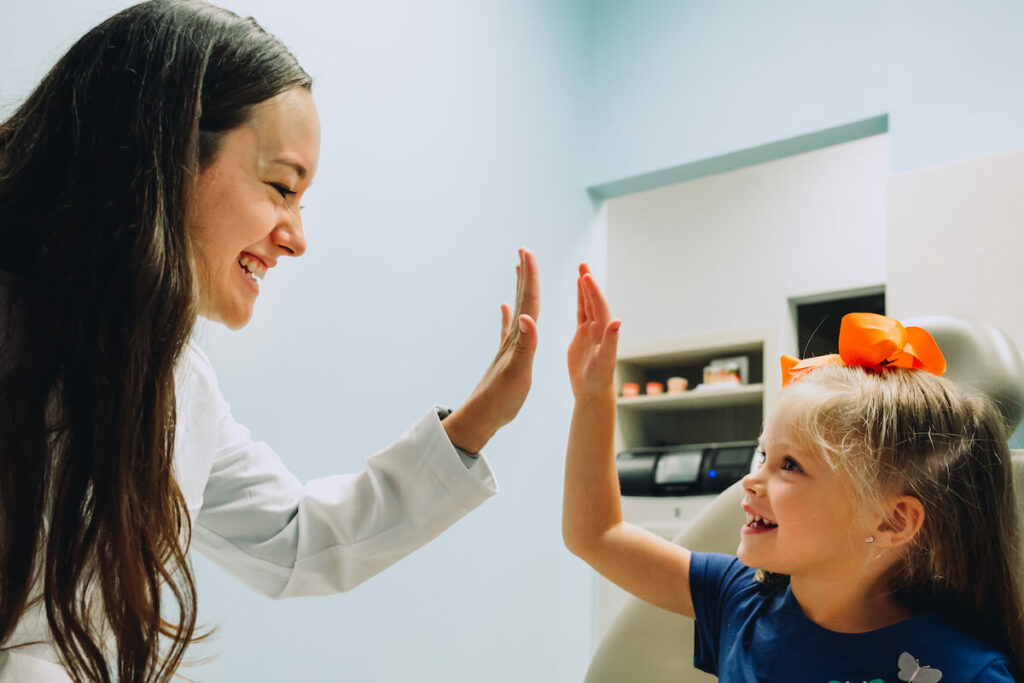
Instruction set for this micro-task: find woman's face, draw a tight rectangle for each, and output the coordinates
[187,88,321,329]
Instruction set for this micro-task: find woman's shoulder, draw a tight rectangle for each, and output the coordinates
[175,337,221,396]
[174,337,227,429]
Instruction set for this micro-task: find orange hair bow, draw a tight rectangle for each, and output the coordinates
[781,313,946,388]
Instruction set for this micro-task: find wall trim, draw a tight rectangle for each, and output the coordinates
[587,114,889,202]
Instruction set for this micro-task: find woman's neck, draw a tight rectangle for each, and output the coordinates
[789,573,913,633]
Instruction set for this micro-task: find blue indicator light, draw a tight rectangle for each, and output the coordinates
[708,469,717,478]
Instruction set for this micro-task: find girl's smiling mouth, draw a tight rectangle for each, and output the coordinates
[742,505,778,534]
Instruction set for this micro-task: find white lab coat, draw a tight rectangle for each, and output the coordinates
[0,340,498,680]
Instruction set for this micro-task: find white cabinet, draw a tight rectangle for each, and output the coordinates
[614,328,778,455]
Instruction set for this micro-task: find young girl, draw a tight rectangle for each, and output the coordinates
[564,264,1024,681]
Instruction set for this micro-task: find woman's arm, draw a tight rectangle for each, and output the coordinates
[182,338,498,599]
[562,265,695,618]
[441,247,539,453]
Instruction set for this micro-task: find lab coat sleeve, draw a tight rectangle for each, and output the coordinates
[187,351,499,599]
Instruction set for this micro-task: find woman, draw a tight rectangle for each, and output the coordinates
[0,2,539,681]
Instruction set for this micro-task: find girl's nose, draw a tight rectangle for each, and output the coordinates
[742,470,764,496]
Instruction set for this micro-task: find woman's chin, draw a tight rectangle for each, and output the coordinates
[198,301,253,330]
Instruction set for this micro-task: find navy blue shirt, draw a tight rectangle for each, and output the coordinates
[689,552,1014,682]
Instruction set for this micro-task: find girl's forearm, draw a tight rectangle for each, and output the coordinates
[562,389,621,557]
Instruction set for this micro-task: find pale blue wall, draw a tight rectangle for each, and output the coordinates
[192,2,597,681]
[1,1,597,681]
[585,0,1024,184]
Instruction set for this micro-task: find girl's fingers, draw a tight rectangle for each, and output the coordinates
[576,276,586,324]
[591,278,611,322]
[582,273,610,324]
[581,274,595,324]
[603,319,621,344]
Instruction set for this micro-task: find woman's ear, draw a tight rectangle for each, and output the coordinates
[875,495,925,548]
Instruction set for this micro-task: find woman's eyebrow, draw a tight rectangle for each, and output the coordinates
[271,158,307,180]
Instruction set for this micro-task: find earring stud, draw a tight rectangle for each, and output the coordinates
[865,535,875,543]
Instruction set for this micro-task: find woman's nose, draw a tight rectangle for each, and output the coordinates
[274,215,306,258]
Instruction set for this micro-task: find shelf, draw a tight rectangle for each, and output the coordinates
[617,384,763,412]
[617,328,771,366]
[614,329,776,451]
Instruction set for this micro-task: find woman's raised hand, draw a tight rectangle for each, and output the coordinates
[568,264,620,399]
[442,248,539,454]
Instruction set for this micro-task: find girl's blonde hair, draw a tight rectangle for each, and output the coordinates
[771,365,1024,674]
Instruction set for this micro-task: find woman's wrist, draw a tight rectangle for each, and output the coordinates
[440,405,495,455]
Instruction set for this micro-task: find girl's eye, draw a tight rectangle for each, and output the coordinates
[270,183,295,199]
[754,449,766,467]
[781,457,801,472]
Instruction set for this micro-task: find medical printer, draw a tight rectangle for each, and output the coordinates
[616,440,758,496]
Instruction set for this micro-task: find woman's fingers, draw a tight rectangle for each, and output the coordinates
[510,257,523,321]
[500,303,512,342]
[516,314,538,354]
[516,248,539,324]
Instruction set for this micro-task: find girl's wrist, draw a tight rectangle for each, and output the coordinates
[573,387,616,405]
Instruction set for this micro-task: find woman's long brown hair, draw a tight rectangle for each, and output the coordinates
[0,2,310,680]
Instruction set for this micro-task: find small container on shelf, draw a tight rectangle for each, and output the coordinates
[666,377,688,394]
[621,382,640,398]
[702,362,741,386]
[702,355,749,385]
[645,381,664,396]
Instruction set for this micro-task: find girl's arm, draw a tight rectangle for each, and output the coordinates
[562,265,695,618]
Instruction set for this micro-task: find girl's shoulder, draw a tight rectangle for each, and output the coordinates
[902,614,1015,682]
[688,552,1014,682]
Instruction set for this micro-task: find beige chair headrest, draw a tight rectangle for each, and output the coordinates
[906,315,1024,432]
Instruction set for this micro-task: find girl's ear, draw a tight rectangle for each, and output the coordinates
[875,496,925,548]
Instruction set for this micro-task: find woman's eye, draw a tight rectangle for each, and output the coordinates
[270,183,295,199]
[781,457,801,472]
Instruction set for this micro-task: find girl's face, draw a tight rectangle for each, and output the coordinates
[737,388,875,581]
[186,88,321,329]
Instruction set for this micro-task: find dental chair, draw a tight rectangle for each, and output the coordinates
[584,316,1024,683]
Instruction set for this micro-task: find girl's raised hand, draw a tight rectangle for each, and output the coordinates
[568,264,621,399]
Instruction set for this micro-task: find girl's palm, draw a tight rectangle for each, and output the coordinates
[568,265,620,398]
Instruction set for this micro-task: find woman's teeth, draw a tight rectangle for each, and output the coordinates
[239,255,266,281]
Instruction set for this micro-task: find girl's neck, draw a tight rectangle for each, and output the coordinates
[789,574,913,633]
